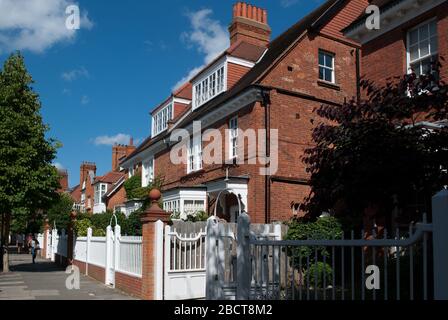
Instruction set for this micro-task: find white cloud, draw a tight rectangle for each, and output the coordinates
[281,0,299,8]
[62,66,89,81]
[173,9,229,90]
[93,134,132,146]
[0,0,93,53]
[81,95,89,105]
[53,162,65,171]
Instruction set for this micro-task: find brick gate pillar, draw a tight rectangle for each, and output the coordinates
[140,189,170,300]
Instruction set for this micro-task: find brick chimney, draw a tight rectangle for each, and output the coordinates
[229,2,271,47]
[112,138,136,172]
[80,162,96,188]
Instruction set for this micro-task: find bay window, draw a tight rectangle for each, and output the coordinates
[94,183,107,205]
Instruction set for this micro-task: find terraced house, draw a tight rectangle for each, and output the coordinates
[120,0,373,223]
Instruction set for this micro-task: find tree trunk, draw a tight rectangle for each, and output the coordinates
[2,213,11,273]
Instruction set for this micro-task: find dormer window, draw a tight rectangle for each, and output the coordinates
[193,62,226,111]
[152,102,173,137]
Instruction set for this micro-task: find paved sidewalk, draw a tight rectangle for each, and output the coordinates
[0,253,138,300]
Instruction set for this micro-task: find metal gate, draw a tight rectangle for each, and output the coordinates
[164,222,207,300]
[206,189,448,301]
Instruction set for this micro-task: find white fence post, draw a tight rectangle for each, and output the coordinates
[114,225,121,287]
[154,220,164,300]
[45,229,52,259]
[86,227,92,276]
[51,228,57,262]
[432,189,448,300]
[105,225,113,286]
[237,212,251,300]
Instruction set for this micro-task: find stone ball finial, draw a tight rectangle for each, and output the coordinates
[149,189,162,202]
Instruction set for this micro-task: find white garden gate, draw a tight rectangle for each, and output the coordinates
[164,222,207,300]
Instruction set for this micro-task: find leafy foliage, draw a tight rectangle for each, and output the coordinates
[304,262,333,288]
[74,211,142,237]
[284,216,343,269]
[302,61,448,220]
[46,193,74,231]
[0,52,60,217]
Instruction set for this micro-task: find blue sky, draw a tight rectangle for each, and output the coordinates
[0,0,324,187]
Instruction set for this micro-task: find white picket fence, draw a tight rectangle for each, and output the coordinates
[73,226,143,287]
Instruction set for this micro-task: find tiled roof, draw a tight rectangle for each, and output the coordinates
[94,171,125,185]
[121,0,342,165]
[70,185,81,202]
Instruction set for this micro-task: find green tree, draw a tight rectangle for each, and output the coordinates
[0,52,60,271]
[46,193,74,231]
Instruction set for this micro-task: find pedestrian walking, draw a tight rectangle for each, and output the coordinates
[29,235,39,264]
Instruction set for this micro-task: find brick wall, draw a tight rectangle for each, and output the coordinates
[228,62,251,89]
[362,3,448,86]
[115,272,143,299]
[72,260,105,284]
[107,185,127,211]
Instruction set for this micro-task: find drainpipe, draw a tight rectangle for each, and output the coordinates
[262,89,272,223]
[356,48,361,104]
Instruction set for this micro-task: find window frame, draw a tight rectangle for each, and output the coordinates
[229,116,239,159]
[406,18,438,76]
[142,157,155,187]
[152,102,174,137]
[192,59,228,111]
[318,50,335,84]
[187,135,203,174]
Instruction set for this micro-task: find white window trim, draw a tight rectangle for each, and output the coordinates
[192,57,228,111]
[94,183,108,205]
[187,135,203,174]
[318,50,335,84]
[142,157,155,187]
[163,189,207,216]
[229,116,238,160]
[128,166,135,178]
[406,18,438,75]
[152,101,174,137]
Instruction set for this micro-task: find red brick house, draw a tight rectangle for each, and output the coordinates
[70,140,136,214]
[121,0,373,223]
[343,0,447,87]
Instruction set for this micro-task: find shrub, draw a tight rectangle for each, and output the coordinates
[285,216,343,269]
[75,219,92,237]
[304,262,333,288]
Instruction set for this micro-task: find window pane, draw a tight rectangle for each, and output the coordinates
[325,55,333,68]
[420,39,430,57]
[409,29,418,45]
[411,61,421,76]
[430,36,438,53]
[429,20,437,36]
[324,69,332,82]
[409,45,419,61]
[319,67,324,80]
[419,25,429,40]
[421,58,431,75]
[318,52,325,66]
